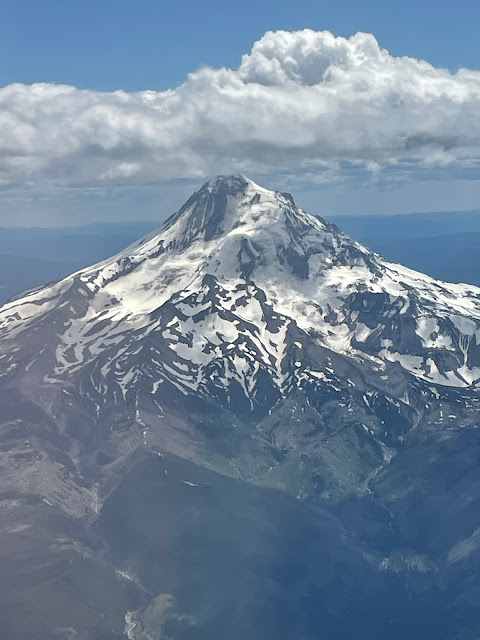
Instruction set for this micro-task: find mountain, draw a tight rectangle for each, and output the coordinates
[2,176,480,639]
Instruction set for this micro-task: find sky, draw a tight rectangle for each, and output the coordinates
[1,0,480,226]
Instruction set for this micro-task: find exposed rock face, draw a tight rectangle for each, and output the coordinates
[1,176,480,638]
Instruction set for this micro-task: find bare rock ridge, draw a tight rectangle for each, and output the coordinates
[1,176,480,639]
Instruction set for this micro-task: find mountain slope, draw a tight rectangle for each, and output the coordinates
[0,222,159,304]
[0,254,78,304]
[1,176,480,639]
[352,231,480,287]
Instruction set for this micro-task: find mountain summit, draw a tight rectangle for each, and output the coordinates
[2,177,480,639]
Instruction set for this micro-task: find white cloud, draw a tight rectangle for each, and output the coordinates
[2,29,480,189]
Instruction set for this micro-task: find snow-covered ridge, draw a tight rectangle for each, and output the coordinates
[1,175,480,398]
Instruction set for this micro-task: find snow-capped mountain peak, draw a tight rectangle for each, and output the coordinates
[143,173,333,259]
[1,176,480,419]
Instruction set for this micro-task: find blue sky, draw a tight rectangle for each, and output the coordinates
[3,0,480,90]
[1,0,480,225]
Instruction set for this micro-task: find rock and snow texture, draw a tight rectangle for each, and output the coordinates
[1,174,480,409]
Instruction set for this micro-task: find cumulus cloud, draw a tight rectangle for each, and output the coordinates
[2,28,480,188]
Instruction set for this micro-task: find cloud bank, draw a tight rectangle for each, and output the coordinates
[2,29,480,188]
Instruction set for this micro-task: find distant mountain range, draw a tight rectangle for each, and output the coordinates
[2,177,480,638]
[329,210,480,287]
[1,210,480,304]
[0,221,158,265]
[0,222,158,302]
[350,232,480,286]
[329,209,480,239]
